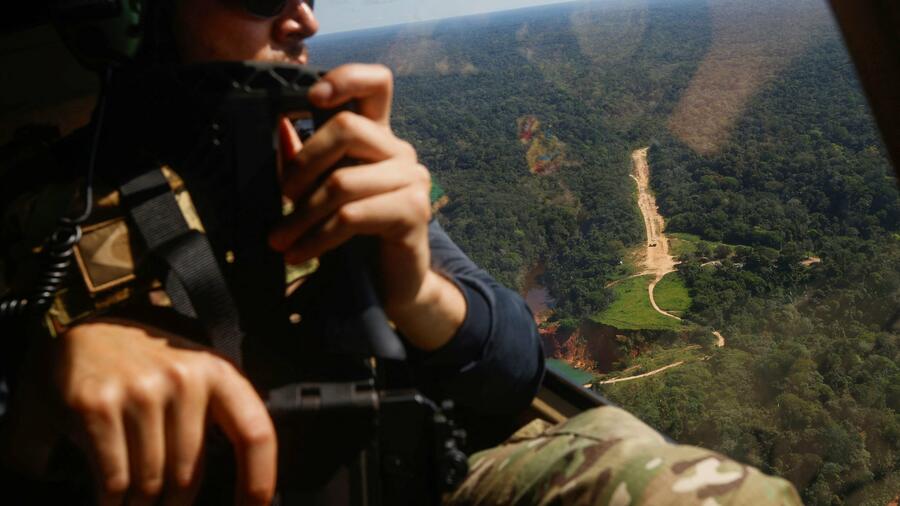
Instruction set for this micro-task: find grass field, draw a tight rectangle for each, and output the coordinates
[594,275,683,331]
[654,272,691,315]
[669,232,699,258]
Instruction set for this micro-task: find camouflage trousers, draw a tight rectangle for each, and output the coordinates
[446,406,802,506]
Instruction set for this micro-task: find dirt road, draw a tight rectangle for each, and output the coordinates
[598,361,685,385]
[631,148,681,321]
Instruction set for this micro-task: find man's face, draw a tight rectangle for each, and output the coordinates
[174,0,319,64]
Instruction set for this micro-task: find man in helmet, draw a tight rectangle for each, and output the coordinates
[0,0,543,503]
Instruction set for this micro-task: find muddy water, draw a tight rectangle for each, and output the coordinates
[525,286,553,316]
[522,264,555,318]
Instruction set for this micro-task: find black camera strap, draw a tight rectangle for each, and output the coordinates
[120,168,245,366]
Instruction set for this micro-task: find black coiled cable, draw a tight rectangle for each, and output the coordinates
[0,297,28,317]
[35,226,83,309]
[0,68,111,323]
[0,224,83,319]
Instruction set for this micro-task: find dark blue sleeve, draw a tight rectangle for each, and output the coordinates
[406,220,545,416]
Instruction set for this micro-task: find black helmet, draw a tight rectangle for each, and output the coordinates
[50,0,161,71]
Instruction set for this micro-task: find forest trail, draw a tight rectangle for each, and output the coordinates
[598,361,686,385]
[604,273,642,288]
[630,148,681,321]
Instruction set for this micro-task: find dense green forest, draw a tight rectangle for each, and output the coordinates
[313,0,713,320]
[313,1,900,503]
[633,24,900,504]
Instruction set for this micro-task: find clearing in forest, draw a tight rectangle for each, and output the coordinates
[654,272,691,317]
[630,147,681,321]
[598,148,687,329]
[591,148,733,389]
[593,275,682,331]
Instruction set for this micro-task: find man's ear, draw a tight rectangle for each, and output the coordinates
[277,116,304,182]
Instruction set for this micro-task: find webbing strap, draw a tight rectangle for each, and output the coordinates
[120,169,244,366]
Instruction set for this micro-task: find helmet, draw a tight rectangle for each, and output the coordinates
[50,0,150,71]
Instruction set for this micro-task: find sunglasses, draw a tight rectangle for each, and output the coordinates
[239,0,315,18]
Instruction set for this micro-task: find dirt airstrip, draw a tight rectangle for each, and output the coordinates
[598,149,728,385]
[630,147,681,321]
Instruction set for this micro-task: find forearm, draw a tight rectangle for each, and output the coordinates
[406,221,546,415]
[439,283,545,414]
[388,269,467,352]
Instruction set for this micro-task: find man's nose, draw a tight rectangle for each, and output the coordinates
[273,0,319,42]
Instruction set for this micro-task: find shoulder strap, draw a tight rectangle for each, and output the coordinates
[120,169,244,366]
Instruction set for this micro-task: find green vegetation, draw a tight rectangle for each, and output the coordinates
[314,1,900,502]
[639,7,900,504]
[653,273,691,314]
[669,232,701,242]
[668,232,736,263]
[598,344,704,383]
[668,233,698,258]
[314,0,706,321]
[429,180,446,202]
[598,355,730,443]
[594,276,682,331]
[846,471,900,506]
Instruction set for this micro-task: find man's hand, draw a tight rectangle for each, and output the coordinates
[269,64,467,351]
[3,320,276,506]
